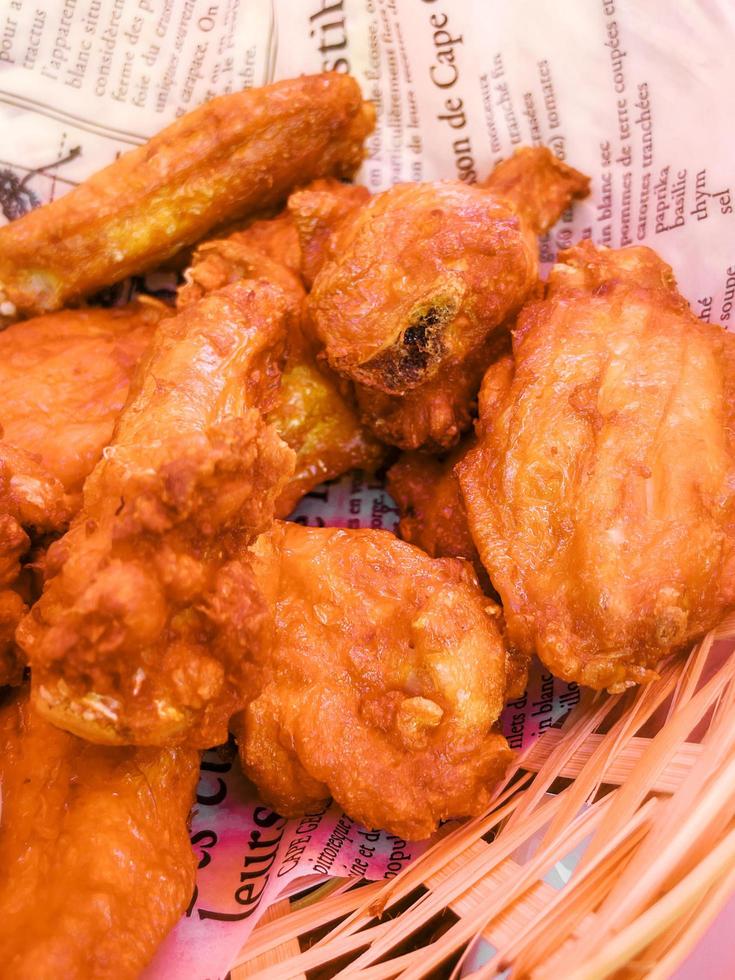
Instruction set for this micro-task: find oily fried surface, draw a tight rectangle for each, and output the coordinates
[0,73,374,321]
[178,218,305,310]
[17,282,295,746]
[0,686,198,979]
[234,522,512,840]
[459,241,735,692]
[307,180,538,392]
[0,587,27,686]
[270,350,386,517]
[0,302,163,499]
[179,211,385,516]
[0,303,161,686]
[305,148,587,449]
[0,445,71,687]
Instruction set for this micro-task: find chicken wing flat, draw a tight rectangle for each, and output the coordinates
[458,241,735,692]
[0,686,199,979]
[234,522,512,840]
[0,303,163,686]
[304,148,588,449]
[179,209,385,517]
[17,281,296,746]
[0,73,374,323]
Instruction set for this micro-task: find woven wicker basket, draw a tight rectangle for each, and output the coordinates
[227,615,735,978]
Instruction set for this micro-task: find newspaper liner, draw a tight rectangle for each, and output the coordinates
[1,1,734,977]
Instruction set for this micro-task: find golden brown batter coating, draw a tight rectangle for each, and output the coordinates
[234,522,512,839]
[178,219,305,311]
[0,687,199,979]
[0,73,374,322]
[304,148,588,449]
[179,211,385,517]
[0,588,28,686]
[0,303,163,500]
[387,444,529,698]
[307,181,538,392]
[0,303,162,686]
[17,282,295,746]
[459,241,735,692]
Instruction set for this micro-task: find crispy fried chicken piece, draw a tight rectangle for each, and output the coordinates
[0,686,199,979]
[458,241,735,692]
[179,208,385,516]
[0,303,162,686]
[233,522,512,839]
[0,73,374,323]
[17,282,296,745]
[303,148,588,449]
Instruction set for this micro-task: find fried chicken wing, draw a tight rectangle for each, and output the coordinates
[0,686,199,979]
[458,242,735,692]
[17,282,296,746]
[179,209,385,516]
[0,74,374,322]
[0,303,163,686]
[233,522,512,839]
[304,148,588,449]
